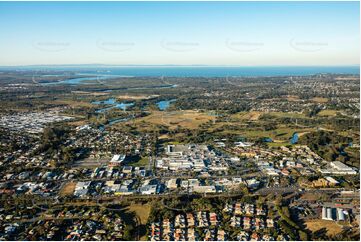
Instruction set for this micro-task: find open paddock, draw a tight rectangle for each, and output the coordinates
[132,110,215,130]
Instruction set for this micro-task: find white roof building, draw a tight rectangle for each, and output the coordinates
[325,176,339,185]
[109,154,126,166]
[140,185,158,195]
[234,142,253,147]
[166,179,179,189]
[320,161,358,175]
[330,161,353,171]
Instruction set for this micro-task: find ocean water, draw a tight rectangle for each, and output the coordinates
[98,66,360,77]
[1,66,359,77]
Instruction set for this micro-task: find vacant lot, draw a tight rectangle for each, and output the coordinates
[219,124,314,143]
[232,111,308,121]
[48,99,94,108]
[126,203,152,241]
[73,157,110,168]
[285,95,302,102]
[127,203,151,224]
[311,97,329,103]
[67,120,88,126]
[305,219,343,237]
[59,182,76,196]
[127,156,149,167]
[264,111,308,119]
[318,109,338,116]
[232,111,262,121]
[134,110,215,129]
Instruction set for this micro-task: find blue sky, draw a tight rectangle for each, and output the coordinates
[0,1,359,66]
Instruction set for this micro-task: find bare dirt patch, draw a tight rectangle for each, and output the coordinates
[73,157,110,168]
[305,219,343,237]
[67,120,87,126]
[234,111,262,121]
[59,182,76,196]
[285,95,302,102]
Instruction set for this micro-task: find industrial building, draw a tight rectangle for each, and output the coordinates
[320,161,357,175]
[321,206,347,221]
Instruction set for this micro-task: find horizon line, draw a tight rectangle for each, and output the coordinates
[0,64,360,68]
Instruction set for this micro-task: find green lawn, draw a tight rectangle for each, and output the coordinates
[129,156,149,167]
[264,111,308,119]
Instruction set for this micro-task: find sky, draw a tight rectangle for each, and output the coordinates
[0,1,359,66]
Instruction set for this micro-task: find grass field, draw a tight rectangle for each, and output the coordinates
[132,110,215,130]
[231,111,308,121]
[263,111,308,119]
[209,110,316,143]
[126,203,152,241]
[128,156,149,167]
[318,109,338,116]
[218,125,314,143]
[48,99,95,108]
[267,142,292,147]
[71,91,110,96]
[305,219,343,237]
[231,111,262,121]
[127,203,151,224]
[311,97,329,103]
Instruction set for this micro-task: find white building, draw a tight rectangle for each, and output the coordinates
[166,179,179,189]
[74,181,91,197]
[322,207,345,221]
[109,154,126,167]
[337,208,345,221]
[140,185,158,195]
[325,176,339,185]
[264,167,280,176]
[245,178,260,189]
[320,161,357,175]
[234,142,253,147]
[330,161,356,173]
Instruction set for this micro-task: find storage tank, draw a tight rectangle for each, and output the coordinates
[322,207,327,220]
[327,208,333,220]
[337,208,345,221]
